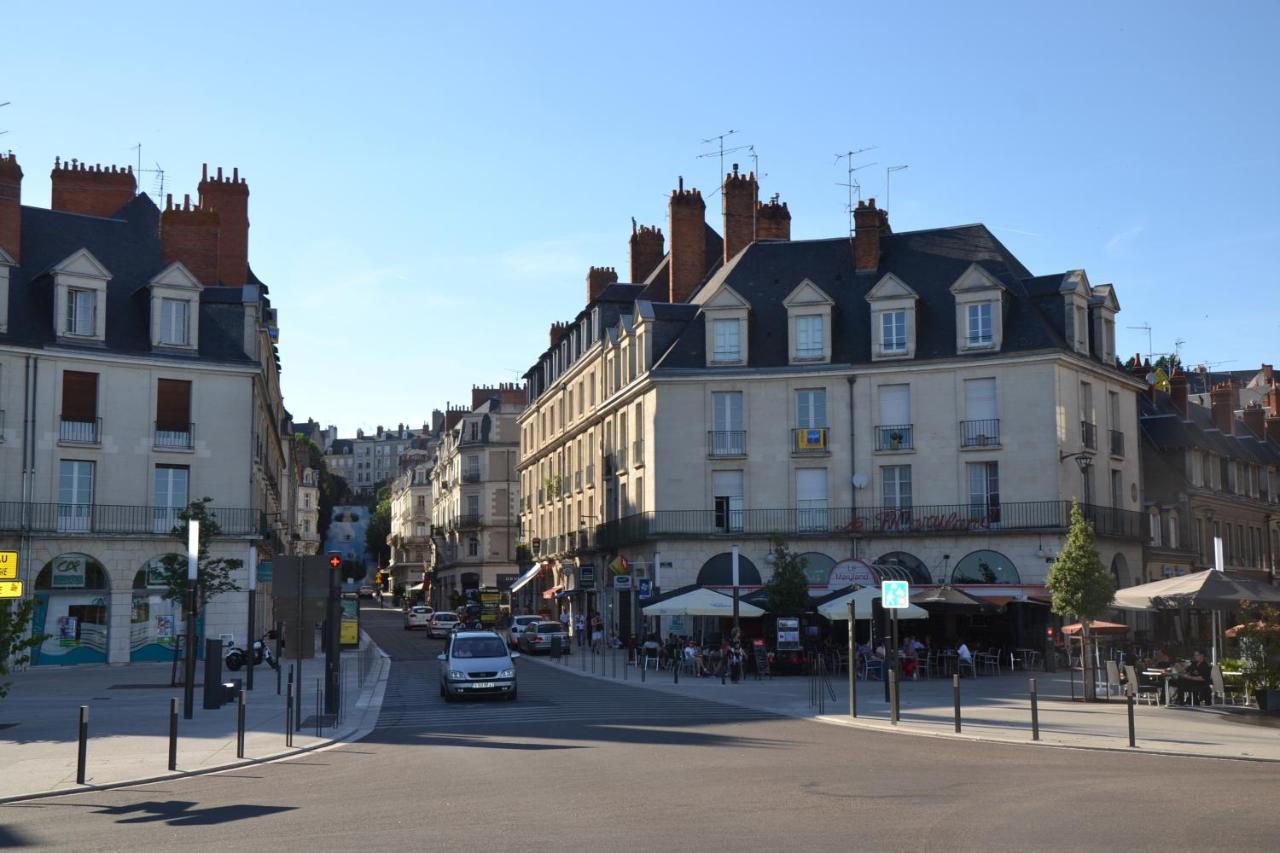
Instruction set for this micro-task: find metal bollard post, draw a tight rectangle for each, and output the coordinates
[286,679,294,747]
[953,675,962,733]
[889,669,898,725]
[168,698,179,770]
[1127,692,1136,748]
[236,687,247,758]
[1030,678,1040,741]
[581,643,586,672]
[641,657,646,682]
[623,649,628,681]
[315,679,321,737]
[612,648,617,679]
[76,706,89,785]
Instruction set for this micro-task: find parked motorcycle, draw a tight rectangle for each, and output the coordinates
[224,635,279,671]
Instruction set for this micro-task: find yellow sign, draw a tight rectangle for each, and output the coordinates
[340,618,359,645]
[0,551,17,580]
[0,581,23,598]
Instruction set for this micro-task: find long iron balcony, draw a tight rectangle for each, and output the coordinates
[0,502,263,536]
[593,500,1145,548]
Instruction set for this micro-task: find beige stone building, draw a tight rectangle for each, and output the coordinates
[518,169,1148,644]
[0,154,293,665]
[386,447,435,595]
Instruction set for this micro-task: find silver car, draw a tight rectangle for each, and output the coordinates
[518,621,570,655]
[438,631,519,702]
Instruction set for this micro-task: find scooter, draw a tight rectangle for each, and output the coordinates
[224,635,279,671]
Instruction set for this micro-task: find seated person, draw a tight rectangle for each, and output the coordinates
[1175,650,1212,705]
[1150,648,1172,669]
[957,641,973,667]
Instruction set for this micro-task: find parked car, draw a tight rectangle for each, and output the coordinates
[427,612,460,638]
[508,615,544,648]
[518,621,570,655]
[438,630,518,702]
[403,605,434,630]
[358,585,376,598]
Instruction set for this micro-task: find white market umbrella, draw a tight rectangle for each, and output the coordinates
[641,586,765,618]
[818,586,927,621]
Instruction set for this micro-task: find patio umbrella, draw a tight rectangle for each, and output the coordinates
[1111,571,1280,611]
[1061,620,1129,636]
[1224,622,1280,639]
[641,585,765,618]
[910,585,1002,614]
[816,585,928,621]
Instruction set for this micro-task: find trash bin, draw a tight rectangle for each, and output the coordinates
[224,679,242,703]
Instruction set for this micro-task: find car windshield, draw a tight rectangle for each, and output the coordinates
[435,614,457,622]
[451,638,508,658]
[537,624,563,634]
[516,617,540,625]
[412,607,429,614]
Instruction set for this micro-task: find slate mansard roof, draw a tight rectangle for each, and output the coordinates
[2,193,271,366]
[1140,392,1280,467]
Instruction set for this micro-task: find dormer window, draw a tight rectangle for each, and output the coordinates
[66,289,97,336]
[795,315,824,359]
[866,273,916,360]
[967,302,993,346]
[712,318,742,362]
[782,279,834,365]
[159,298,191,345]
[147,261,201,351]
[881,311,906,353]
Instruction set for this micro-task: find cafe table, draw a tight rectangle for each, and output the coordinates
[1143,669,1177,705]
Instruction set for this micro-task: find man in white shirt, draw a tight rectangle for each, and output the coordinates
[957,641,973,665]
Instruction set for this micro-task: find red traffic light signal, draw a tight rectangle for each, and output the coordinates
[329,554,342,570]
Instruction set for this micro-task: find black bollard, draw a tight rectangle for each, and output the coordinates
[1030,678,1040,741]
[168,697,179,770]
[315,679,321,737]
[76,706,89,784]
[286,679,294,747]
[673,653,679,684]
[889,669,898,725]
[953,675,962,733]
[1127,692,1136,748]
[236,687,247,758]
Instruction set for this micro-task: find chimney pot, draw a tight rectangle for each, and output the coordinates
[0,153,22,263]
[199,164,250,285]
[1242,403,1266,439]
[629,223,665,287]
[1170,369,1189,416]
[853,197,887,272]
[668,180,707,303]
[48,156,137,217]
[1210,382,1236,434]
[722,165,758,264]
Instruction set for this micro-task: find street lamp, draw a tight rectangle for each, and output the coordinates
[182,519,200,720]
[731,544,741,634]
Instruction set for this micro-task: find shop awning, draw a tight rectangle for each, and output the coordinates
[815,586,928,621]
[406,583,424,593]
[542,585,564,600]
[555,588,583,599]
[641,586,765,617]
[509,564,543,594]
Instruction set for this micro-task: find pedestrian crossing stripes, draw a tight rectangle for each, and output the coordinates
[374,657,783,732]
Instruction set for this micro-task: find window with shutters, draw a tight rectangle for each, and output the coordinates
[60,371,100,444]
[796,468,828,531]
[875,384,912,451]
[961,378,999,447]
[155,379,193,449]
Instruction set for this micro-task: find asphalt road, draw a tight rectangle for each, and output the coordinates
[3,607,1279,851]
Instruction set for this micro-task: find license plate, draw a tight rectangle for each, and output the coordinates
[470,682,496,689]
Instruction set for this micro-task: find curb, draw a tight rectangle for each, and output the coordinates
[0,640,392,805]
[520,652,1279,765]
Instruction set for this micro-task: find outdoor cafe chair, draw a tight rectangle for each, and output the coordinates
[1210,664,1247,706]
[957,656,977,678]
[1124,664,1161,705]
[1104,661,1125,698]
[860,654,884,681]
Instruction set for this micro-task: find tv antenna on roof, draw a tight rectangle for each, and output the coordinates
[1126,323,1153,363]
[886,164,909,213]
[130,143,165,202]
[0,101,10,136]
[835,147,877,237]
[698,129,754,203]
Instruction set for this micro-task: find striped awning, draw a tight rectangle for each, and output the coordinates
[509,564,543,594]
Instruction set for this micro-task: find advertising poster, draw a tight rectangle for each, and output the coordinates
[776,617,801,651]
[340,596,360,647]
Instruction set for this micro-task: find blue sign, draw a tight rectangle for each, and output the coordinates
[257,561,273,583]
[638,579,652,599]
[882,580,910,609]
[579,565,595,589]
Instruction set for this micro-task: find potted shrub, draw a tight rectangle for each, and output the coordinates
[1235,603,1280,714]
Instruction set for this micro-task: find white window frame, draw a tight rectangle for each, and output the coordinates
[882,465,912,510]
[967,302,993,346]
[881,310,906,353]
[159,298,190,346]
[711,318,742,363]
[794,315,824,360]
[66,288,96,337]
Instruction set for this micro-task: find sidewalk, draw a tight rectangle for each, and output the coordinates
[526,649,1280,761]
[0,634,389,801]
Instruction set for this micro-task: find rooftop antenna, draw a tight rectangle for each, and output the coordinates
[886,164,909,213]
[1126,323,1153,363]
[0,101,10,137]
[697,129,754,212]
[1173,337,1185,364]
[129,143,166,201]
[835,147,878,237]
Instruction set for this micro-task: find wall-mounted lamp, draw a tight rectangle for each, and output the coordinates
[1059,451,1095,474]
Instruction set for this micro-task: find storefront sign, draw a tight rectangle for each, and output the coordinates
[51,555,87,588]
[638,579,653,599]
[0,551,17,580]
[840,509,997,535]
[776,617,801,651]
[579,565,595,589]
[827,560,876,589]
[614,575,631,589]
[0,581,22,598]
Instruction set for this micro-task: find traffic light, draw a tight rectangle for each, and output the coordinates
[328,554,342,570]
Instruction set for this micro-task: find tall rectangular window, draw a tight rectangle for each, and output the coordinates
[66,289,96,336]
[967,461,1000,522]
[881,310,906,353]
[877,384,911,450]
[967,302,992,344]
[155,379,193,447]
[962,378,998,446]
[61,371,100,443]
[154,465,189,532]
[159,298,190,345]
[711,391,744,455]
[882,465,912,510]
[796,389,827,428]
[796,468,828,530]
[58,459,94,532]
[712,318,742,362]
[712,470,744,532]
[1111,469,1123,508]
[795,315,824,359]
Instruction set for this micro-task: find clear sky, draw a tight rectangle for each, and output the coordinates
[5,1,1278,433]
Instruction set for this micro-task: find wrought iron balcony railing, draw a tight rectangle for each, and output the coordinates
[960,419,1000,448]
[155,422,194,450]
[59,417,101,445]
[875,424,914,451]
[708,430,746,457]
[0,502,262,536]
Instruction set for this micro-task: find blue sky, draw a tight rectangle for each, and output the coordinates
[5,1,1278,433]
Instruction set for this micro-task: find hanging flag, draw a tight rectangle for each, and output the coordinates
[609,554,631,575]
[796,428,827,451]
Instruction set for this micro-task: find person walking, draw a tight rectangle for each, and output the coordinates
[590,612,604,653]
[574,612,586,648]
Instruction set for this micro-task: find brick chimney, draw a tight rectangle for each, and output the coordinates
[1209,382,1235,434]
[668,177,706,304]
[723,164,758,264]
[549,321,570,348]
[161,193,220,285]
[472,382,526,410]
[756,195,791,241]
[1268,416,1280,445]
[49,158,136,218]
[1170,369,1189,416]
[854,198,889,272]
[1243,403,1266,439]
[198,164,250,286]
[629,221,664,285]
[0,153,21,263]
[586,266,618,303]
[1262,363,1274,387]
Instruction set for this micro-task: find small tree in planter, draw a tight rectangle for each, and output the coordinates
[1046,500,1115,701]
[1235,603,1280,713]
[764,540,811,617]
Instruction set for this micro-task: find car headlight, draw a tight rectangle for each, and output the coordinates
[499,668,515,678]
[447,670,466,680]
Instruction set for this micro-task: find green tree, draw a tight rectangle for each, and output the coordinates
[1,600,48,699]
[365,486,392,569]
[155,499,244,606]
[1046,500,1115,700]
[764,540,811,616]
